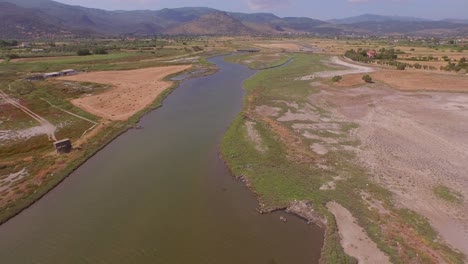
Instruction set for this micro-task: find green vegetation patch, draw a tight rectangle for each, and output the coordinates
[434,185,463,204]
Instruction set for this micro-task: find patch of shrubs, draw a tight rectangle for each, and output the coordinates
[362,74,373,83]
[77,49,91,56]
[332,75,342,82]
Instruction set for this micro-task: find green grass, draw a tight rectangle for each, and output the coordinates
[434,185,463,204]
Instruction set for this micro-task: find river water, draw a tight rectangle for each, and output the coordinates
[0,56,323,263]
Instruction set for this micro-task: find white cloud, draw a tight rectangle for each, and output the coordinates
[246,0,291,11]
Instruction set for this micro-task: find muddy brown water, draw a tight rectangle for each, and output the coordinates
[0,56,324,263]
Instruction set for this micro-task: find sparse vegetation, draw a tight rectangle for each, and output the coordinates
[77,49,91,56]
[332,75,342,82]
[362,74,372,83]
[434,185,463,203]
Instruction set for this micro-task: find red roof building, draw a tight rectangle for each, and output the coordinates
[367,50,377,58]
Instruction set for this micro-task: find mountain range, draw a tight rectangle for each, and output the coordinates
[0,0,467,39]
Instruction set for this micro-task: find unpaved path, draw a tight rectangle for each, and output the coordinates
[300,56,374,80]
[58,65,192,121]
[0,88,56,141]
[327,201,391,264]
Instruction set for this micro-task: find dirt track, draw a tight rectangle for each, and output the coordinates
[300,57,374,80]
[58,65,191,121]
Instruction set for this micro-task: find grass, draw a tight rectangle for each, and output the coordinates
[221,51,466,264]
[434,185,463,204]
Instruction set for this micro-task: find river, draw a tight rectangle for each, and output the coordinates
[0,56,323,263]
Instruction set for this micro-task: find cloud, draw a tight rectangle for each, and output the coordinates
[246,0,291,10]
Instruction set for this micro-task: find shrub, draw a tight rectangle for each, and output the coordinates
[362,74,373,83]
[332,75,342,82]
[93,48,107,55]
[396,63,407,70]
[77,49,91,56]
[5,54,19,60]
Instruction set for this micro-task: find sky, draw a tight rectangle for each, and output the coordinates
[55,0,468,20]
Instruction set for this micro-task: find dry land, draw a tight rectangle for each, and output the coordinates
[58,65,192,120]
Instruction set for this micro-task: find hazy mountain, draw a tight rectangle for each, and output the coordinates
[349,20,465,35]
[329,14,432,24]
[442,19,468,24]
[167,12,255,35]
[0,0,466,38]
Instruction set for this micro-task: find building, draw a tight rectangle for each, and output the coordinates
[43,69,77,78]
[43,72,61,78]
[367,50,377,59]
[60,69,77,76]
[53,139,72,154]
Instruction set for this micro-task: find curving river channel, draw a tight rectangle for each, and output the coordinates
[0,56,323,263]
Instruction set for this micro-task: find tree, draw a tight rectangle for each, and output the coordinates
[332,75,342,82]
[396,63,407,70]
[93,48,108,55]
[362,74,373,83]
[77,49,91,56]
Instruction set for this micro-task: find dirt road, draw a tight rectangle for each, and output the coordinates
[0,88,56,141]
[58,65,192,121]
[300,56,374,80]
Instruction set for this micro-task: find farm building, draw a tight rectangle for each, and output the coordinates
[53,138,72,154]
[60,69,77,76]
[43,72,61,78]
[43,69,77,78]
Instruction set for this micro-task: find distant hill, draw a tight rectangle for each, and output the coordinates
[167,12,255,35]
[0,0,467,38]
[329,14,432,24]
[348,20,466,35]
[442,19,468,25]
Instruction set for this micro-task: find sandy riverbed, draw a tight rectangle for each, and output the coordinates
[58,65,192,121]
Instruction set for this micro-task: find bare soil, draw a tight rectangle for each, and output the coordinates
[58,65,192,121]
[327,201,391,264]
[311,84,468,256]
[338,70,468,92]
[255,43,303,52]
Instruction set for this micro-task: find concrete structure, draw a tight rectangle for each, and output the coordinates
[53,139,72,154]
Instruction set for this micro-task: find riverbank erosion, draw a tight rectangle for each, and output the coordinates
[221,52,466,263]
